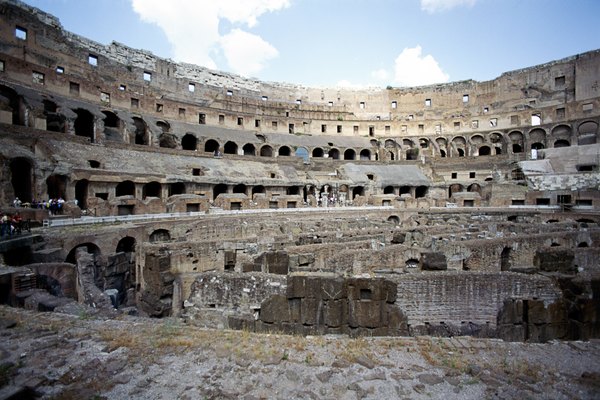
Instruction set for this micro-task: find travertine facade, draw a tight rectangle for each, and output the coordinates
[0,0,598,341]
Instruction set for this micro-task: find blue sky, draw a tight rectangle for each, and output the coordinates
[23,0,600,88]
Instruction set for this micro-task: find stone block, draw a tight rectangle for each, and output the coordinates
[286,275,306,298]
[323,299,347,328]
[260,294,289,323]
[289,298,301,323]
[301,298,322,326]
[320,277,346,300]
[350,300,383,328]
[227,315,255,331]
[387,305,408,334]
[527,300,548,324]
[534,248,576,274]
[421,252,447,271]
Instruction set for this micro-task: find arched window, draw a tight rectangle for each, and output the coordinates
[344,149,356,160]
[46,174,68,200]
[260,145,273,157]
[142,181,161,199]
[181,134,197,150]
[168,182,185,196]
[204,139,220,153]
[352,186,365,198]
[383,186,395,194]
[415,186,428,198]
[328,148,340,159]
[224,141,238,154]
[233,184,246,194]
[554,139,570,148]
[149,229,170,243]
[312,148,324,158]
[116,236,136,253]
[116,180,135,197]
[278,146,291,156]
[243,143,256,156]
[478,145,491,156]
[359,149,371,160]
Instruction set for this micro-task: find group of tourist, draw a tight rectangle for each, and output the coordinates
[12,197,66,215]
[0,211,24,238]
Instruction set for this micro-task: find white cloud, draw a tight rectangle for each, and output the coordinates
[420,0,477,13]
[392,46,449,87]
[370,68,390,81]
[130,0,289,75]
[220,29,278,76]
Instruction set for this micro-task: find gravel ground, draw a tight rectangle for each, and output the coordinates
[0,305,599,400]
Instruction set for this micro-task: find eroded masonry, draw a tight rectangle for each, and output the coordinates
[0,0,598,341]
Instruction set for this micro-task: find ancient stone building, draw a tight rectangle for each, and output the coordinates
[0,0,598,341]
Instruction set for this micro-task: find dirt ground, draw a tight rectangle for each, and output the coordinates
[0,305,599,400]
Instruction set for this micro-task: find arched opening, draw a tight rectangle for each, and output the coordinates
[75,179,89,209]
[440,149,446,158]
[243,143,256,156]
[550,242,561,247]
[116,236,136,253]
[204,139,220,154]
[405,258,419,268]
[457,148,465,157]
[312,148,324,158]
[159,133,177,149]
[102,111,120,141]
[500,247,511,271]
[213,183,228,200]
[577,242,589,248]
[383,186,395,194]
[233,184,247,194]
[65,243,101,264]
[252,185,265,197]
[554,139,570,148]
[467,183,481,195]
[149,229,170,243]
[260,145,273,157]
[529,128,547,149]
[405,148,419,160]
[278,146,291,156]
[387,215,400,225]
[142,181,161,199]
[156,120,170,133]
[359,149,371,160]
[10,157,33,202]
[116,180,135,197]
[0,85,24,125]
[352,186,364,199]
[577,121,598,145]
[224,141,238,154]
[287,186,300,195]
[478,145,491,156]
[295,147,309,162]
[132,117,149,145]
[74,108,95,142]
[328,148,340,159]
[495,147,502,155]
[400,186,411,196]
[46,174,68,200]
[415,186,428,198]
[45,100,66,133]
[181,134,197,150]
[387,151,395,161]
[448,184,463,198]
[344,149,356,160]
[168,182,185,196]
[512,143,523,153]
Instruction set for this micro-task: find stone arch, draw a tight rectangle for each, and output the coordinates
[448,184,464,198]
[168,182,185,196]
[415,186,428,198]
[467,183,481,195]
[352,186,365,198]
[470,134,484,145]
[243,143,256,156]
[400,186,411,196]
[260,145,273,157]
[278,146,291,157]
[0,84,24,125]
[328,148,340,159]
[577,121,598,145]
[204,139,220,153]
[102,110,121,141]
[478,145,491,156]
[387,215,400,225]
[509,131,524,153]
[552,124,572,139]
[344,149,356,160]
[233,184,247,194]
[385,139,397,148]
[554,139,570,148]
[149,229,170,243]
[252,185,265,197]
[116,180,135,197]
[10,157,33,202]
[451,136,467,157]
[213,183,228,200]
[116,236,136,253]
[224,141,238,155]
[65,242,101,264]
[312,147,324,158]
[500,247,511,271]
[531,142,545,150]
[359,149,371,160]
[181,133,197,150]
[156,120,170,133]
[142,181,161,199]
[295,147,309,161]
[132,117,149,145]
[45,100,66,133]
[287,186,301,195]
[418,138,429,149]
[75,179,89,209]
[73,108,95,142]
[383,186,395,194]
[46,174,68,200]
[529,128,547,149]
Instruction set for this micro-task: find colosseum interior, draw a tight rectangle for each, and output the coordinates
[0,0,599,344]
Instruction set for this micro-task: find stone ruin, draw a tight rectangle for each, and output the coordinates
[0,0,598,342]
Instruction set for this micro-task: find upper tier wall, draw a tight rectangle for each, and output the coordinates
[0,0,599,139]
